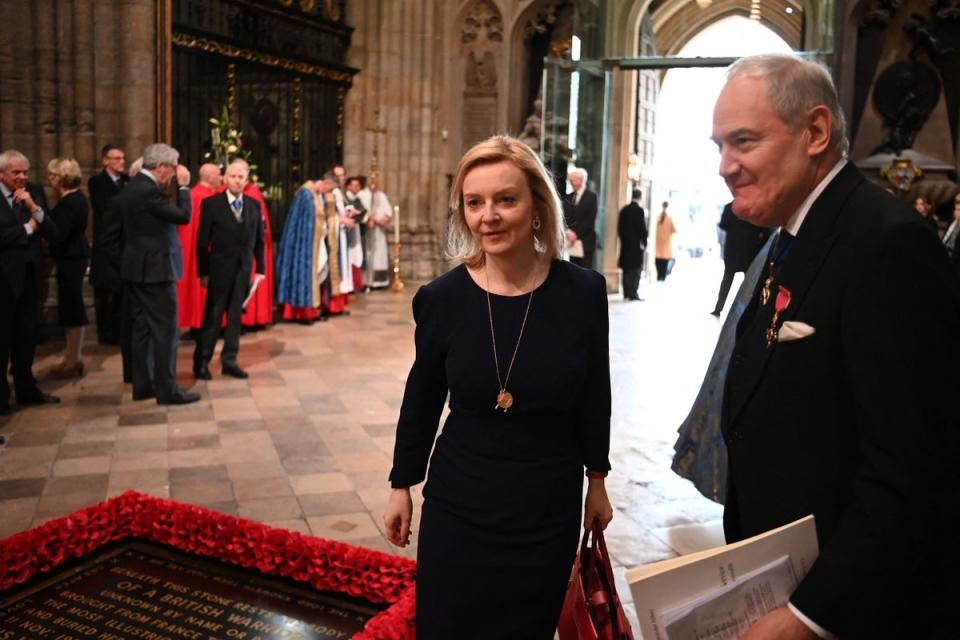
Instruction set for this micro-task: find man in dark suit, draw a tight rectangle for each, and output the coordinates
[0,150,60,415]
[711,202,771,316]
[616,188,648,300]
[714,55,958,639]
[88,144,128,344]
[115,143,199,405]
[193,159,265,380]
[562,168,598,270]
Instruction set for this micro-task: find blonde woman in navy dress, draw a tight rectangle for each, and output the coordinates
[383,135,613,638]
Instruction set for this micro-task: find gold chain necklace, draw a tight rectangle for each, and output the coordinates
[484,266,535,412]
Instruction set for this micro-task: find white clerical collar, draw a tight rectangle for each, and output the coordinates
[140,168,159,186]
[783,157,847,236]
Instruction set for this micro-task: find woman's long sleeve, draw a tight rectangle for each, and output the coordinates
[578,275,612,473]
[389,285,449,488]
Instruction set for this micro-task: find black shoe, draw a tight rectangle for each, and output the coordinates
[710,310,721,317]
[194,364,212,380]
[17,391,60,406]
[157,389,201,405]
[0,403,11,416]
[221,364,248,379]
[296,318,315,325]
[132,388,156,401]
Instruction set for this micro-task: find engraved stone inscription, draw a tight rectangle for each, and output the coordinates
[0,542,382,640]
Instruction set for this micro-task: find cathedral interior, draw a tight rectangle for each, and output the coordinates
[0,0,958,636]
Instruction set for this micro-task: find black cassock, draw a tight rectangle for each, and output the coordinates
[390,260,611,639]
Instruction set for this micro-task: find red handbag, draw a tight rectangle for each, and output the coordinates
[557,522,635,640]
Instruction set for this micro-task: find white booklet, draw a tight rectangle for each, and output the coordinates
[627,515,818,640]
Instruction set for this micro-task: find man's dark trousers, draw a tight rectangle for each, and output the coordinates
[194,269,247,368]
[127,281,178,400]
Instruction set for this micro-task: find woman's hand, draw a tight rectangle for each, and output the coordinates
[583,477,613,530]
[383,488,413,547]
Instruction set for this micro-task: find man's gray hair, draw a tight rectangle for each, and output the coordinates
[0,149,29,171]
[571,167,588,182]
[321,171,338,184]
[141,143,180,169]
[727,54,849,155]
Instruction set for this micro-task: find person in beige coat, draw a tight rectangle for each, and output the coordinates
[655,201,677,280]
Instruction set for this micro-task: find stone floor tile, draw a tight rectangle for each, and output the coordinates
[356,486,389,513]
[110,451,170,471]
[238,496,304,522]
[217,419,267,433]
[169,465,229,485]
[323,438,382,456]
[34,492,108,520]
[170,481,235,504]
[167,408,216,423]
[0,497,40,538]
[167,447,225,468]
[361,423,396,438]
[43,473,109,497]
[0,459,52,480]
[232,476,293,501]
[107,469,170,492]
[0,444,59,462]
[199,501,239,517]
[168,434,220,451]
[0,478,47,500]
[118,411,168,427]
[57,440,115,460]
[168,421,219,437]
[114,438,168,454]
[307,512,382,542]
[225,461,288,480]
[279,456,337,475]
[289,472,353,496]
[52,456,112,477]
[116,425,169,441]
[332,452,391,473]
[297,491,366,517]
[2,428,67,447]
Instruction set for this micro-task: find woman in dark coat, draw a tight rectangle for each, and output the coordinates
[47,157,90,377]
[383,135,613,639]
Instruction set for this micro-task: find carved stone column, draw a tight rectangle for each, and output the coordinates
[344,0,448,281]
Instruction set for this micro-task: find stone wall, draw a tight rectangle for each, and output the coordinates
[0,0,160,184]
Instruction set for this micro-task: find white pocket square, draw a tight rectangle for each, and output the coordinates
[778,320,815,342]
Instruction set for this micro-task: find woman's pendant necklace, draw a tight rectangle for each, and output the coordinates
[485,266,535,413]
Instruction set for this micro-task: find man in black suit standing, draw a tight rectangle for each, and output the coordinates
[714,55,958,639]
[193,159,265,380]
[562,168,598,270]
[710,202,770,316]
[616,188,648,300]
[88,144,128,345]
[115,143,199,405]
[0,150,60,415]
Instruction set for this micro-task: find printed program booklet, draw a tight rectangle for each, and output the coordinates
[627,515,818,640]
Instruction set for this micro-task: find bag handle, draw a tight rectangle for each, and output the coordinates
[585,520,628,638]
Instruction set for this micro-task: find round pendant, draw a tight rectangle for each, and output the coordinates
[496,390,514,411]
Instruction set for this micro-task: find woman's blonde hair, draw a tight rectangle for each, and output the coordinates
[47,157,82,189]
[447,135,565,267]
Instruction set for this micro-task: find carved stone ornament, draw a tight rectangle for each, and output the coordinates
[861,0,905,28]
[462,0,503,44]
[466,50,498,92]
[880,157,924,191]
[526,0,562,39]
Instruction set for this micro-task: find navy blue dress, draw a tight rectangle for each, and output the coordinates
[390,260,611,639]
